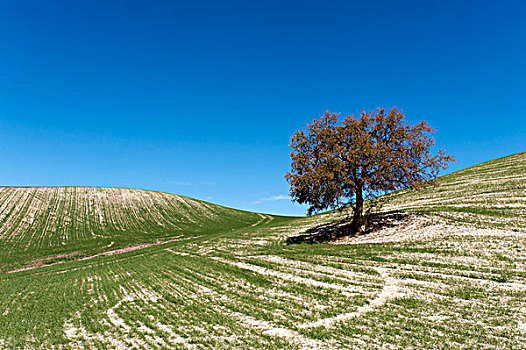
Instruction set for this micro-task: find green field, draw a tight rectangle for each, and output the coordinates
[1,152,525,349]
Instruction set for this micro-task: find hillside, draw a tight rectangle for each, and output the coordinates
[0,187,267,273]
[0,153,525,349]
[384,151,526,229]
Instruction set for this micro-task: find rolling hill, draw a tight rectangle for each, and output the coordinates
[383,151,526,228]
[0,187,267,273]
[0,152,525,349]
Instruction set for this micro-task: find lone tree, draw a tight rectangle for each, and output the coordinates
[285,107,454,232]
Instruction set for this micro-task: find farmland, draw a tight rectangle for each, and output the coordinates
[0,152,525,349]
[0,187,263,273]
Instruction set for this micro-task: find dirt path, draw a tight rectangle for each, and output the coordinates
[250,213,272,227]
[6,235,194,274]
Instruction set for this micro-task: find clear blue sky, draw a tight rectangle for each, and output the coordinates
[0,0,524,216]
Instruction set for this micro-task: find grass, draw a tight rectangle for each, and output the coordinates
[0,187,266,273]
[0,152,525,349]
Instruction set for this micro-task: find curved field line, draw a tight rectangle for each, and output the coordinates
[298,269,403,329]
[211,257,371,297]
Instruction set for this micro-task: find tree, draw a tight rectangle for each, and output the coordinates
[285,107,454,232]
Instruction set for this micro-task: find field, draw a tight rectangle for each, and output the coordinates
[0,152,525,349]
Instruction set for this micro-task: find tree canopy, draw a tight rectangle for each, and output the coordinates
[285,107,454,231]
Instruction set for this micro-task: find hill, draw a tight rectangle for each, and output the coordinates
[384,151,526,228]
[0,187,268,273]
[0,153,525,349]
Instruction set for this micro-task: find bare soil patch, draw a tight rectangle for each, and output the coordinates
[285,211,420,244]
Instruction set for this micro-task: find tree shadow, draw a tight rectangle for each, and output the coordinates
[285,211,419,244]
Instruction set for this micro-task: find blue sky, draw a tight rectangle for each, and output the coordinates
[0,0,524,216]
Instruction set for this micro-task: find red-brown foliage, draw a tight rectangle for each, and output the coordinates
[285,107,454,230]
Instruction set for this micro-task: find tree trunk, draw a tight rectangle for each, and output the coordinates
[352,186,364,233]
